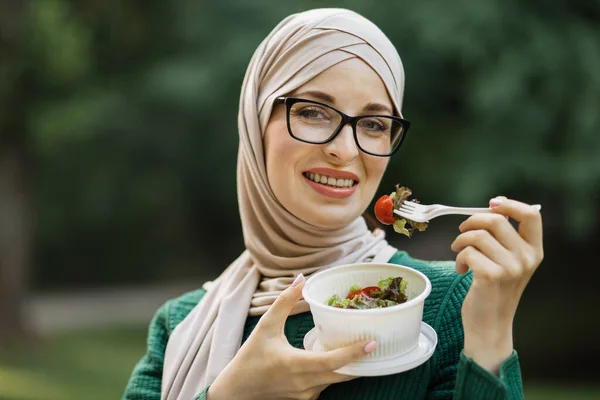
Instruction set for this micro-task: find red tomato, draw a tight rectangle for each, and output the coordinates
[347,286,381,300]
[374,195,395,225]
[361,286,381,297]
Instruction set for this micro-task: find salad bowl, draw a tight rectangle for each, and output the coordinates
[302,263,432,361]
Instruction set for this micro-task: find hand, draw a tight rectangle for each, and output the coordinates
[450,196,544,374]
[207,274,377,400]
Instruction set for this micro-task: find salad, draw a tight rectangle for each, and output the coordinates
[374,185,429,237]
[327,276,409,309]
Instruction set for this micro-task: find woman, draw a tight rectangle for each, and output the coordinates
[123,8,543,400]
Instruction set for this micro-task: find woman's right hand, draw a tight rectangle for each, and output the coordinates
[207,274,377,400]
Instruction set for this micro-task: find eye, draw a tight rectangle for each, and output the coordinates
[295,106,330,121]
[358,118,390,133]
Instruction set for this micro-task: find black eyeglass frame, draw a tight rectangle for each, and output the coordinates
[274,96,411,157]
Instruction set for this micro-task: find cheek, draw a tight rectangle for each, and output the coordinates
[264,119,300,191]
[264,120,287,167]
[364,156,389,183]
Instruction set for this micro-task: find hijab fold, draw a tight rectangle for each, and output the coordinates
[162,9,406,399]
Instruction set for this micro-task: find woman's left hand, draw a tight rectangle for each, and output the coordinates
[450,196,544,375]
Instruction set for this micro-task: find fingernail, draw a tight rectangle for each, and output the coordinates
[364,341,377,353]
[490,197,504,207]
[291,273,304,287]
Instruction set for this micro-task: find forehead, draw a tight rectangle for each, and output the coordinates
[290,58,393,113]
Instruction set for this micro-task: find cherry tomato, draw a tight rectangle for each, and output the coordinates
[361,286,381,297]
[374,195,395,225]
[347,286,382,300]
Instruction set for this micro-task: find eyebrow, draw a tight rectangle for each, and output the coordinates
[294,90,336,104]
[293,90,394,115]
[364,102,394,115]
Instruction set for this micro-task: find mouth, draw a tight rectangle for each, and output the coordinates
[302,172,357,188]
[301,168,359,199]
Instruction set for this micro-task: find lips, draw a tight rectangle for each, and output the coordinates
[302,168,359,199]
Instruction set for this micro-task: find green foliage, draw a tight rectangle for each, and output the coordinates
[28,0,92,85]
[1,0,599,288]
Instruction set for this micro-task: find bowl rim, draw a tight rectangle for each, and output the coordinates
[302,262,432,315]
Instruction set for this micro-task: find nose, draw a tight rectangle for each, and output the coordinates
[323,124,359,163]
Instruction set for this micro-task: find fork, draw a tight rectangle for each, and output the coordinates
[393,201,542,223]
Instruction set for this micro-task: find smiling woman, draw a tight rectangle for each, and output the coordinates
[122,8,541,400]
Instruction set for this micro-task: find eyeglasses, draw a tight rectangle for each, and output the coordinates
[274,97,410,157]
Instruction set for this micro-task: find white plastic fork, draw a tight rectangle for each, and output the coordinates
[393,201,542,223]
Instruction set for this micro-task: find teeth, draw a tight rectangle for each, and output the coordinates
[304,172,355,188]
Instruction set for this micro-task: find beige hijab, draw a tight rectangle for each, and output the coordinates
[162,9,405,399]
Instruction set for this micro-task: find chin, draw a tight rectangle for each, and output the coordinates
[303,209,361,230]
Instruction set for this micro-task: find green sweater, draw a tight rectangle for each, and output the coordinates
[123,251,523,400]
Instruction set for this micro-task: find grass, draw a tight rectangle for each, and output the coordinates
[524,385,600,400]
[0,326,598,400]
[0,326,147,400]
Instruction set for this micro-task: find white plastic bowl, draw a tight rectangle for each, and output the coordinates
[302,263,432,361]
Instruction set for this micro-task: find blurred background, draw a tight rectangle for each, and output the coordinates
[1,0,599,399]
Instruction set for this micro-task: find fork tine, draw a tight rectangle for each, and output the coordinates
[397,205,415,214]
[393,209,412,218]
[393,209,428,223]
[399,201,417,209]
[399,201,427,211]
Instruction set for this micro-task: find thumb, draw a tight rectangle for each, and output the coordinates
[256,274,305,336]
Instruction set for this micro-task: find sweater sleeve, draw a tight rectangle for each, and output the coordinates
[122,302,171,399]
[426,272,524,400]
[122,293,211,400]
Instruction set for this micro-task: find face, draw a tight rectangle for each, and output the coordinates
[264,58,393,229]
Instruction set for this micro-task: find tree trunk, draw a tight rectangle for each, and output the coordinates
[0,0,31,344]
[0,148,32,342]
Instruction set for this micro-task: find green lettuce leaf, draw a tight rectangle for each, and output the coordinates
[390,184,430,238]
[400,278,408,295]
[393,218,412,237]
[378,276,408,304]
[393,185,413,209]
[348,283,362,293]
[377,276,394,289]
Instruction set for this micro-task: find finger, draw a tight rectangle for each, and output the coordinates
[490,196,510,221]
[256,274,305,336]
[455,246,504,280]
[298,339,376,372]
[459,213,523,251]
[489,197,543,248]
[451,229,513,267]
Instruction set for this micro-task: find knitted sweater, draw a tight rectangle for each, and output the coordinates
[122,251,523,400]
